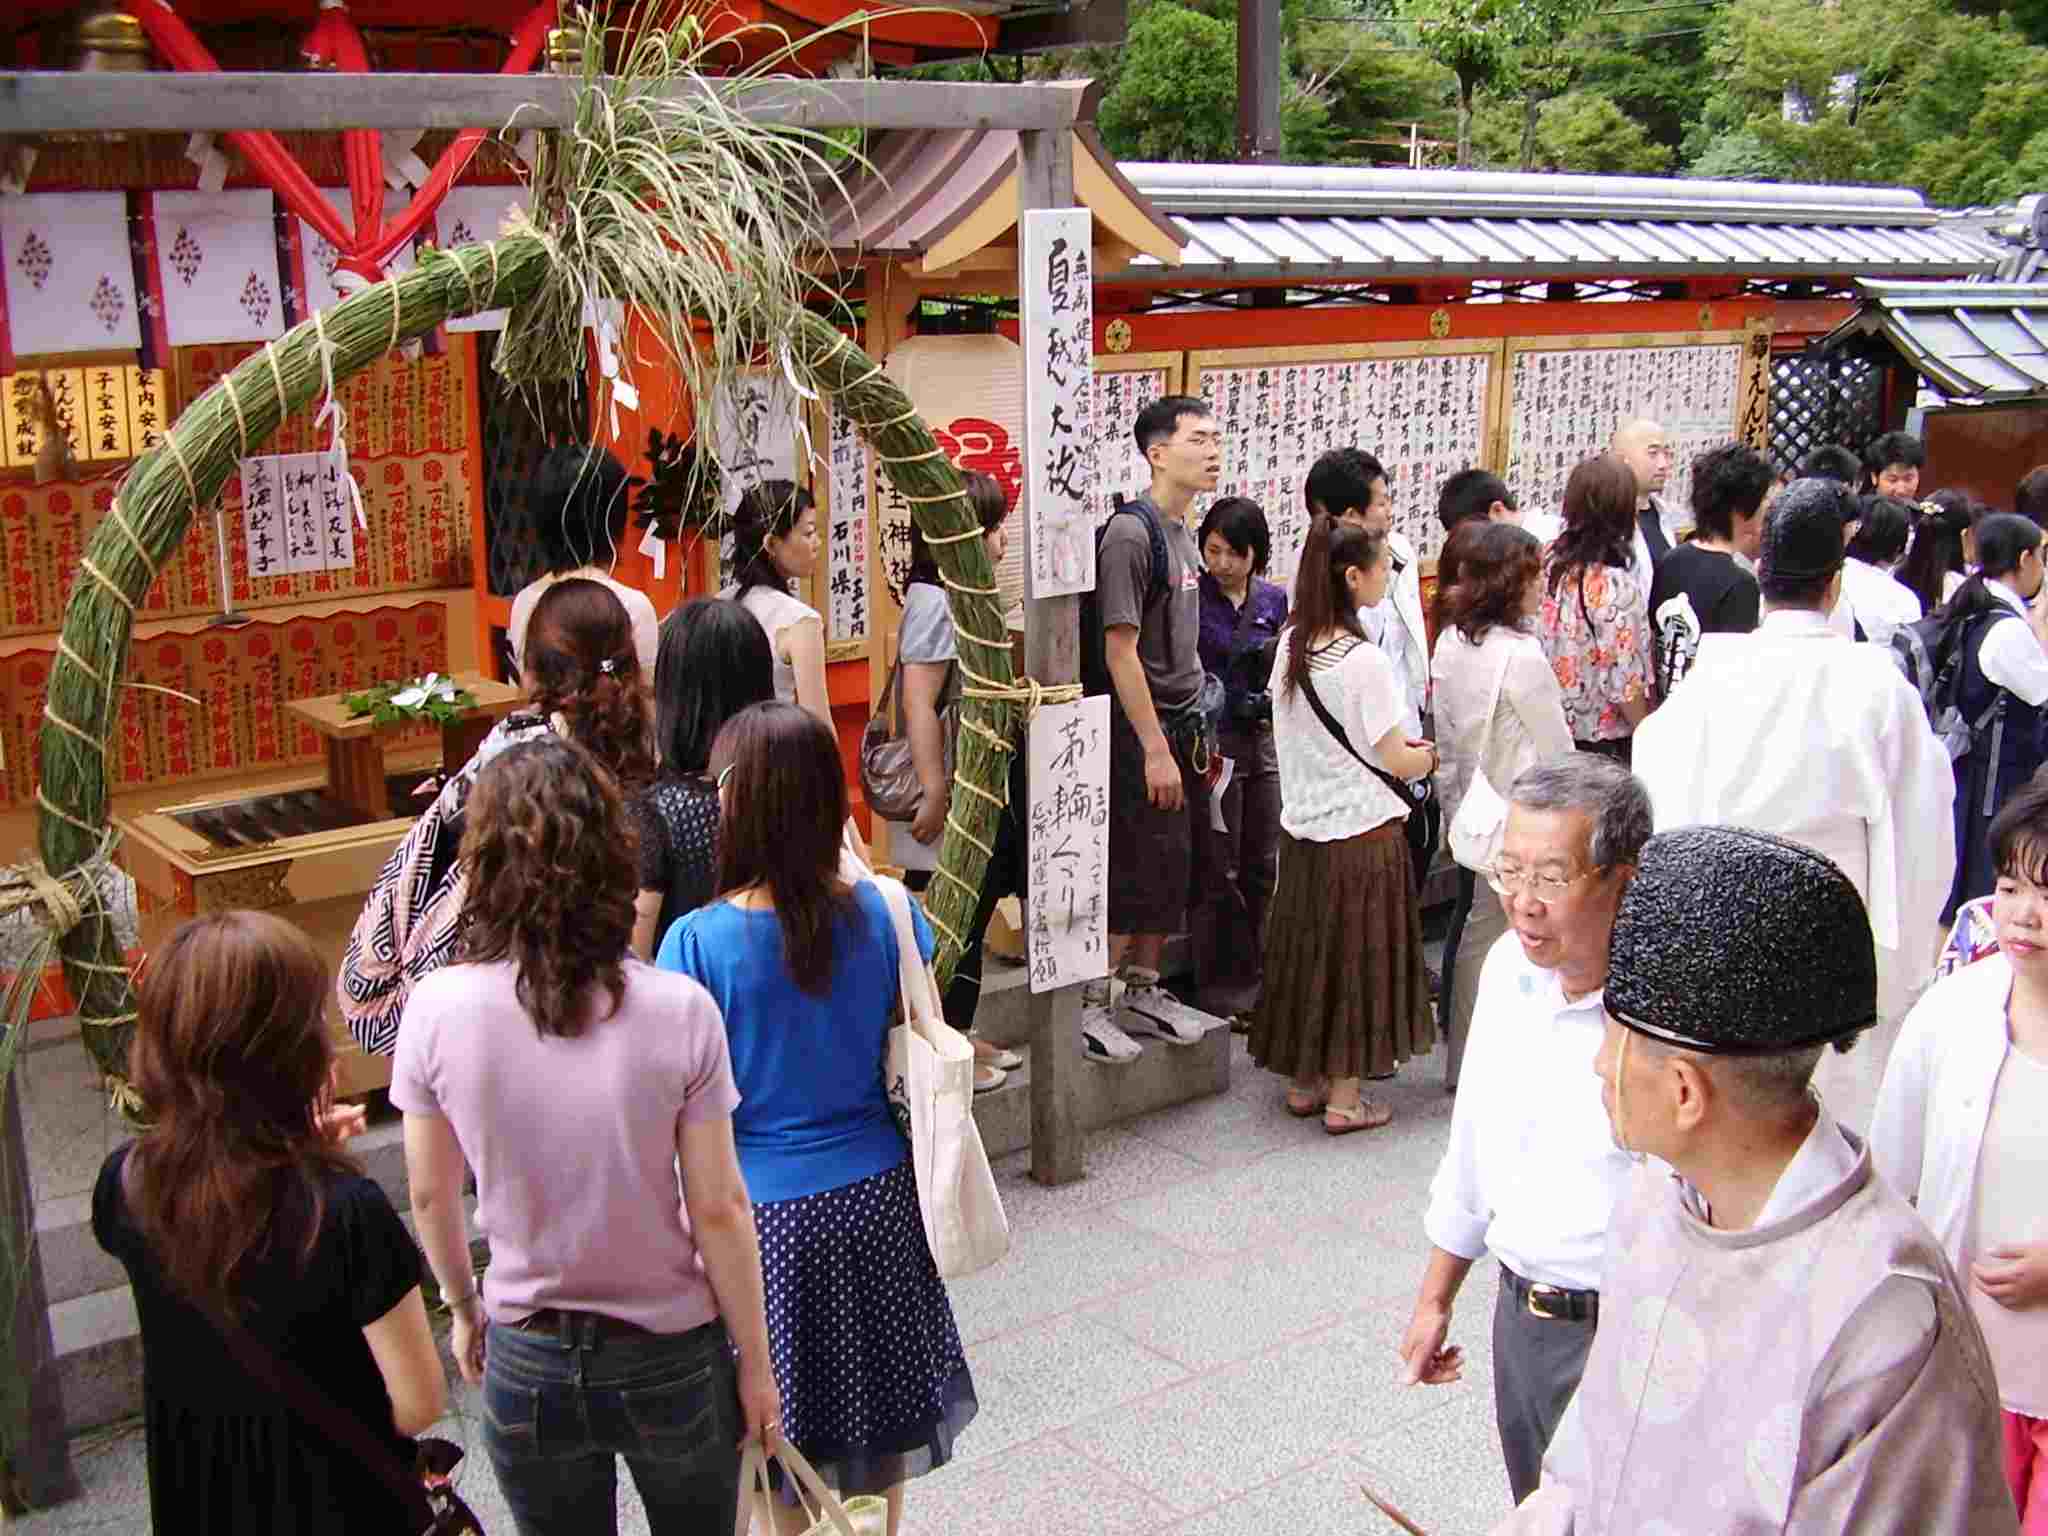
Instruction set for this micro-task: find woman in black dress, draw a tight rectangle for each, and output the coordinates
[631,596,777,958]
[93,910,447,1534]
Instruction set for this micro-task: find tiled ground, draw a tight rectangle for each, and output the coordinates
[20,1033,1515,1536]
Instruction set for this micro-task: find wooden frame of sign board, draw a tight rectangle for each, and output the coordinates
[1496,326,1775,480]
[1184,337,1511,575]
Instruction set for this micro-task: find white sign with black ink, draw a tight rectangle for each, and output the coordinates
[1021,208,1096,598]
[1025,694,1111,993]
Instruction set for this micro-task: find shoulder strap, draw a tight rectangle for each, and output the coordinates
[1469,637,1515,771]
[1300,661,1418,808]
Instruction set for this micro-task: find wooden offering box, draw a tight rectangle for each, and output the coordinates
[116,675,522,1097]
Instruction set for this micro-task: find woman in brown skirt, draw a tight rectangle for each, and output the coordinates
[1253,517,1438,1133]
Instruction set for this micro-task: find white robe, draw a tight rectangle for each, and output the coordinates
[1631,609,1954,1029]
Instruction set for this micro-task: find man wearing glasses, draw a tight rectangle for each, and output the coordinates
[1398,754,1650,1506]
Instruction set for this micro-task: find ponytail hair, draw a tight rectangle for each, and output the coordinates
[523,578,656,792]
[1937,511,2044,627]
[1281,515,1381,697]
[729,480,814,598]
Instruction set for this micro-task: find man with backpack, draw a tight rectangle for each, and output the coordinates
[1077,394,1229,1065]
[1629,479,1954,1126]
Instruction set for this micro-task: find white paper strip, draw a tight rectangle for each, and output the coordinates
[317,451,357,570]
[1026,695,1111,993]
[278,451,326,574]
[154,189,284,346]
[1020,208,1096,599]
[239,455,285,580]
[0,192,142,355]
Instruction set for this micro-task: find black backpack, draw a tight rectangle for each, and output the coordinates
[1080,494,1171,698]
[1888,604,2014,760]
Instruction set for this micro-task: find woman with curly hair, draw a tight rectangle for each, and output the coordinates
[657,701,977,1536]
[1536,454,1656,764]
[1429,520,1571,1089]
[93,911,447,1535]
[396,736,776,1536]
[340,577,656,1056]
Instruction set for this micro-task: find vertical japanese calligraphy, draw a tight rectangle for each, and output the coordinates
[239,456,284,580]
[1020,209,1097,598]
[825,406,869,644]
[1087,365,1172,531]
[712,372,804,589]
[0,364,169,469]
[1504,340,1743,525]
[1025,695,1111,993]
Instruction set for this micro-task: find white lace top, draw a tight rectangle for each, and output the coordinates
[1272,628,1410,842]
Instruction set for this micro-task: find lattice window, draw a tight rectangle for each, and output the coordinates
[477,331,590,601]
[1768,350,1884,477]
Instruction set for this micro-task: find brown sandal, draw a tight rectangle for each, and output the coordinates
[1324,1099,1392,1136]
[1284,1083,1329,1118]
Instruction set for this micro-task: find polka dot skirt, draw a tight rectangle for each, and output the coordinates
[754,1158,978,1496]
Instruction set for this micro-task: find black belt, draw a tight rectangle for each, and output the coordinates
[1501,1264,1599,1324]
[507,1307,651,1345]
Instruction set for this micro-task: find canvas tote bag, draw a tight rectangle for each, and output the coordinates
[736,1438,882,1536]
[873,875,1010,1279]
[1447,640,1515,872]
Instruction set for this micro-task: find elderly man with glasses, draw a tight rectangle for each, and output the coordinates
[1398,753,1651,1507]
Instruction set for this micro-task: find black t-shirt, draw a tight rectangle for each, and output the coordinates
[1649,543,1761,695]
[93,1144,424,1535]
[633,771,721,947]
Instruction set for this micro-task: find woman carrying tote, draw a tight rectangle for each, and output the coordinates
[658,701,977,1536]
[93,911,447,1536]
[397,736,777,1536]
[882,469,1023,1087]
[1430,520,1572,1092]
[632,596,776,958]
[1252,518,1437,1134]
[341,577,657,1055]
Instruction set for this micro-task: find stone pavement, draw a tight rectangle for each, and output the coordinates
[19,1032,1515,1536]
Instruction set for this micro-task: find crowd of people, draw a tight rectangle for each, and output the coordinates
[84,403,2048,1534]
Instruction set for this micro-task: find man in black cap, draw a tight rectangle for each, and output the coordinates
[1632,479,1954,1127]
[1494,826,2014,1535]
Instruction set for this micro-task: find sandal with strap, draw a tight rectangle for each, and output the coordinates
[1324,1099,1392,1136]
[1284,1081,1329,1118]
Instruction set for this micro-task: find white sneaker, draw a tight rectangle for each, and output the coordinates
[1081,1004,1143,1065]
[1119,983,1220,1046]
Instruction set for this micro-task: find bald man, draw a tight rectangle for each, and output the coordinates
[1611,419,1684,570]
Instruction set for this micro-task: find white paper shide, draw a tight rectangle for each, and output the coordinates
[1021,209,1096,598]
[1025,696,1111,993]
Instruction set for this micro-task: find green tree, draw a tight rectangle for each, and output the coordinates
[1472,87,1674,171]
[1685,127,1790,180]
[1399,0,1522,166]
[1097,2,1240,159]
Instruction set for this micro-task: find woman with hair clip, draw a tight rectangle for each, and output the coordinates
[1941,513,2048,923]
[505,442,660,680]
[884,468,1022,1089]
[656,701,977,1536]
[1899,489,1980,614]
[1252,517,1437,1135]
[94,911,448,1535]
[1537,454,1656,764]
[397,736,776,1535]
[340,577,657,1056]
[632,596,776,958]
[723,479,830,732]
[1430,519,1571,1092]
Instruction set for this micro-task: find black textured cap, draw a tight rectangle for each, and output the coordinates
[1759,478,1852,582]
[1607,826,1876,1055]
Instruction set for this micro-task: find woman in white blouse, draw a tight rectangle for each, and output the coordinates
[1430,519,1573,1091]
[721,481,831,734]
[1251,517,1437,1135]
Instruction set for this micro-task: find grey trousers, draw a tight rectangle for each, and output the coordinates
[1491,1268,1598,1505]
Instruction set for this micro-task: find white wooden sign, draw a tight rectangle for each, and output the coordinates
[240,449,357,578]
[239,455,285,579]
[712,373,802,588]
[825,405,869,642]
[1025,695,1111,993]
[1020,208,1096,598]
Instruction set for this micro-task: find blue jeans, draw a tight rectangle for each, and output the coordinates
[481,1315,742,1536]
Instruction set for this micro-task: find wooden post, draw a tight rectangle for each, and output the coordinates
[1017,128,1087,1187]
[2,1058,77,1513]
[1235,0,1283,164]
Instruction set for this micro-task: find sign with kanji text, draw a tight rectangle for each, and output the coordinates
[1020,209,1096,598]
[825,405,869,643]
[240,450,358,578]
[1,365,171,470]
[1025,694,1110,993]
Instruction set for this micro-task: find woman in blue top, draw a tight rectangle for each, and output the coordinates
[657,701,977,1534]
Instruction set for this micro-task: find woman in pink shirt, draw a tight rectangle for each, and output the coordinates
[395,736,777,1536]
